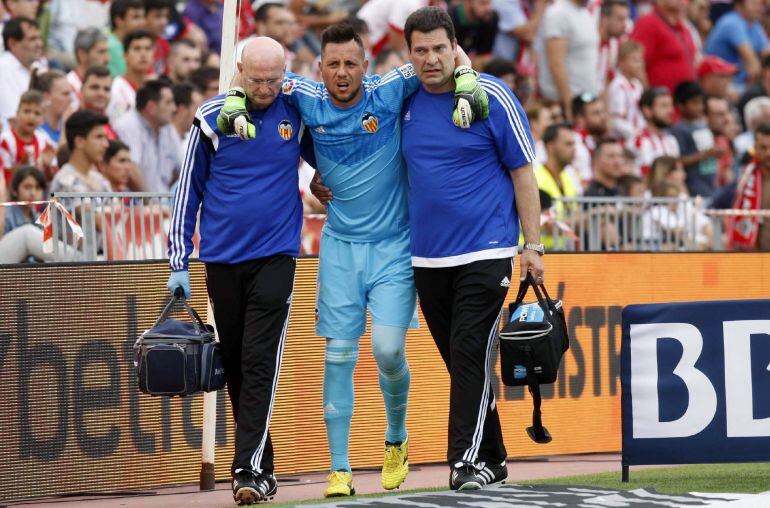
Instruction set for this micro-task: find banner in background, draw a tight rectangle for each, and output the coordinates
[1,254,769,501]
[621,299,770,466]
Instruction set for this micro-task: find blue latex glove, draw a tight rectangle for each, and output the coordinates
[167,270,190,299]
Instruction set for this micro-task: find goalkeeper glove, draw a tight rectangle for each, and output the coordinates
[452,66,489,129]
[216,88,256,140]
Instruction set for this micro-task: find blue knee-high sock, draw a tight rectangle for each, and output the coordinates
[323,338,358,472]
[372,325,410,444]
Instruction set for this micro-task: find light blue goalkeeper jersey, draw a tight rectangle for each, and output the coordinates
[281,65,420,242]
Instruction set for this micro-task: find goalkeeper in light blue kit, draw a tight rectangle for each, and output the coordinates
[218,24,488,497]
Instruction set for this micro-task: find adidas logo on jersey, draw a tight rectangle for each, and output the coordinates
[500,276,510,287]
[404,110,411,121]
[315,126,326,134]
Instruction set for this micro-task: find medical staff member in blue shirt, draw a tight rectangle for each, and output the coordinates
[400,7,545,491]
[167,38,313,506]
[218,24,489,497]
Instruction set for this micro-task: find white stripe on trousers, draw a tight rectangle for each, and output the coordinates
[462,307,503,463]
[249,267,296,473]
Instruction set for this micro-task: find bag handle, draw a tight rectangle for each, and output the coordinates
[153,288,207,334]
[510,273,550,315]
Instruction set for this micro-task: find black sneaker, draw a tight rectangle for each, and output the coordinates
[449,462,484,491]
[476,460,508,486]
[254,472,278,501]
[232,470,259,505]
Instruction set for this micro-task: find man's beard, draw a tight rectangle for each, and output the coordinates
[651,116,670,129]
[328,83,362,105]
[588,124,608,137]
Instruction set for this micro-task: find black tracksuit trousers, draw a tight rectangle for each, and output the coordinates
[413,257,511,466]
[205,255,295,476]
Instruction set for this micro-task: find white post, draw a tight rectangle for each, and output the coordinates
[200,0,239,491]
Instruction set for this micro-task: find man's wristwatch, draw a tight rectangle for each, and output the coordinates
[523,243,545,256]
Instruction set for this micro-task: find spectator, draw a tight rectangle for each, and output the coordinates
[598,0,630,89]
[586,137,625,196]
[534,122,579,249]
[166,39,202,84]
[630,0,696,92]
[29,70,72,145]
[729,122,770,250]
[374,48,405,76]
[618,173,646,197]
[685,0,711,55]
[107,0,146,78]
[535,0,600,119]
[99,140,133,192]
[0,16,44,121]
[357,0,427,57]
[571,93,609,185]
[143,0,172,76]
[621,147,637,175]
[492,0,546,63]
[49,110,111,194]
[0,0,39,52]
[0,90,54,185]
[735,96,770,159]
[738,54,770,122]
[170,81,203,161]
[647,155,687,195]
[236,3,296,70]
[67,28,110,110]
[631,87,680,176]
[705,0,769,89]
[190,65,220,100]
[670,81,721,197]
[183,0,224,55]
[113,79,180,192]
[449,0,499,69]
[698,55,739,100]
[46,0,110,67]
[705,95,736,187]
[609,40,646,141]
[107,29,155,123]
[526,102,554,163]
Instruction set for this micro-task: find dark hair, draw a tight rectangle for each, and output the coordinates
[170,38,197,53]
[404,7,455,50]
[189,66,219,92]
[543,122,574,144]
[65,110,109,151]
[673,80,703,105]
[762,53,770,70]
[571,93,600,119]
[136,79,171,111]
[18,89,43,108]
[594,136,621,157]
[755,121,770,137]
[254,2,285,22]
[172,82,196,107]
[143,0,171,14]
[600,0,629,17]
[110,0,144,30]
[618,174,644,196]
[83,64,112,84]
[123,29,154,52]
[483,58,517,78]
[10,166,45,198]
[346,15,369,35]
[639,87,670,110]
[104,139,130,163]
[321,22,364,53]
[29,69,66,93]
[2,16,37,50]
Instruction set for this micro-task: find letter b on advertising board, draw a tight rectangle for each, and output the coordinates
[621,300,770,466]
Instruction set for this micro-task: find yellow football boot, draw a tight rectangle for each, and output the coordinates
[381,437,409,490]
[324,470,355,498]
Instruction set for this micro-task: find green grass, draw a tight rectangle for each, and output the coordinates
[525,462,770,495]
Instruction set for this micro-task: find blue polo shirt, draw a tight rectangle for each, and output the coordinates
[401,75,535,267]
[705,11,769,85]
[168,94,311,270]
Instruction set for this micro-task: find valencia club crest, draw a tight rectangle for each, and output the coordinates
[278,120,293,140]
[362,113,379,133]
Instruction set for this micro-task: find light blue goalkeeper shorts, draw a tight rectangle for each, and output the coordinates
[316,228,418,340]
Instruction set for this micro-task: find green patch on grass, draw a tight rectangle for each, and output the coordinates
[526,462,770,495]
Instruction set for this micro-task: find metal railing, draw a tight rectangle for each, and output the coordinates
[35,192,768,262]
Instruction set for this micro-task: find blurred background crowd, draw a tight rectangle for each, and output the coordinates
[1,0,770,259]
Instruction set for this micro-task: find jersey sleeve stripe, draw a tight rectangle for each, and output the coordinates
[481,79,536,163]
[169,125,201,270]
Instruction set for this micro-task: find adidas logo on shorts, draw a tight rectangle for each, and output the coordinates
[500,276,510,288]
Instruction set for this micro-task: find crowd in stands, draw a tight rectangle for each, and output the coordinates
[1,0,770,261]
